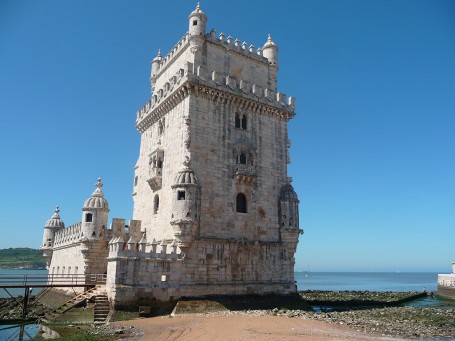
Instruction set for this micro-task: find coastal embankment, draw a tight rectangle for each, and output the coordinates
[113,291,455,340]
[1,290,454,340]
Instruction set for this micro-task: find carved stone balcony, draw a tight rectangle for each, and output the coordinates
[147,167,162,191]
[233,164,256,184]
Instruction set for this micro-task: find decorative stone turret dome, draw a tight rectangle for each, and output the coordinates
[172,158,199,186]
[174,167,199,186]
[280,183,299,202]
[189,2,206,18]
[83,178,109,210]
[262,34,277,49]
[45,206,65,228]
[152,49,162,63]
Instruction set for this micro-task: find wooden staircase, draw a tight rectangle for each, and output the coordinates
[45,286,110,323]
[94,294,110,324]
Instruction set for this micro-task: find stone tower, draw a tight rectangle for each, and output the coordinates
[105,4,303,307]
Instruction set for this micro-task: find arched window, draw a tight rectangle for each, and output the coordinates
[85,213,93,223]
[154,194,160,214]
[236,193,247,213]
[239,153,247,165]
[235,114,241,128]
[241,115,247,130]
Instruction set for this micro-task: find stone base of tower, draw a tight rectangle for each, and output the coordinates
[108,283,297,310]
[106,239,299,309]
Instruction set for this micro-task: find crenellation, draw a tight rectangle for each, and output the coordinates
[53,222,82,247]
[137,62,295,132]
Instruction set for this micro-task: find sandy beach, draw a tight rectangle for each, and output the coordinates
[115,313,400,341]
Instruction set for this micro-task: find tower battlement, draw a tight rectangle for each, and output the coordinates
[137,63,295,132]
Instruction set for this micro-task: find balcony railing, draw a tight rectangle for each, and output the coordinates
[0,273,107,288]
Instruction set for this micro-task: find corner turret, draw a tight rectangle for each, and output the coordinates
[262,34,279,91]
[262,34,278,67]
[170,159,201,249]
[81,178,109,240]
[41,206,65,268]
[188,3,207,36]
[150,50,162,90]
[41,206,65,249]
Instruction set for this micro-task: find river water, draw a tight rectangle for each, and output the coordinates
[0,270,448,340]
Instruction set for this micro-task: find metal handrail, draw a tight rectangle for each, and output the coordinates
[0,273,106,288]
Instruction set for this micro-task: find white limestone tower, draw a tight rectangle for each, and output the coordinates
[81,178,109,240]
[121,3,303,304]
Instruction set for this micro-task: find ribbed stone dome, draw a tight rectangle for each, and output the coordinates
[280,183,299,201]
[83,178,109,210]
[45,206,65,228]
[263,34,277,49]
[190,2,205,16]
[174,168,199,185]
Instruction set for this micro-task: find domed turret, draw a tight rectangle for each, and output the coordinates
[280,183,299,202]
[174,167,199,186]
[81,178,110,240]
[188,3,207,36]
[278,181,299,229]
[150,50,162,87]
[262,34,278,68]
[170,159,201,248]
[41,206,65,248]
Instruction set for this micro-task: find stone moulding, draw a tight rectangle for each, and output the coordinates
[136,78,296,133]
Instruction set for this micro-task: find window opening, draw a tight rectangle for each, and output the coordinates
[154,195,160,214]
[85,213,93,223]
[177,190,186,200]
[134,176,138,186]
[241,115,247,130]
[236,193,247,213]
[193,20,198,26]
[239,153,247,165]
[235,114,240,128]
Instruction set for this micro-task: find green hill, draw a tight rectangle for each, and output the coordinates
[0,248,46,269]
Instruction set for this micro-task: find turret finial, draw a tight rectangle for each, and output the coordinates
[157,49,162,58]
[91,177,105,197]
[51,206,61,219]
[96,177,103,189]
[183,156,191,167]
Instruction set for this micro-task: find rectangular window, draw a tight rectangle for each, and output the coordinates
[177,190,186,200]
[134,176,138,186]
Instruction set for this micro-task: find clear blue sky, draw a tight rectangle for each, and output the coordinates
[1,0,454,272]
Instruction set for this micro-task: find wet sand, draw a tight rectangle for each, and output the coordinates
[115,313,401,341]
